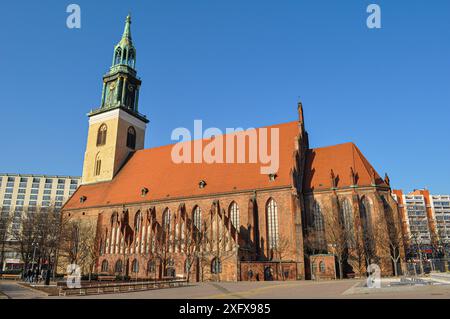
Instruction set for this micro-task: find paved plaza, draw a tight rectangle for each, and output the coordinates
[1,279,450,299]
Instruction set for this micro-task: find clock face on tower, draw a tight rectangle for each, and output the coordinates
[128,84,134,92]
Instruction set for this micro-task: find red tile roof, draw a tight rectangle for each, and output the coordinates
[64,122,388,211]
[303,142,388,192]
[64,121,301,210]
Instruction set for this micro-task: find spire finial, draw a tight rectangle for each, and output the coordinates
[122,13,132,40]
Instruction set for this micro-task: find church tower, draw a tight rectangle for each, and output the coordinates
[81,15,149,185]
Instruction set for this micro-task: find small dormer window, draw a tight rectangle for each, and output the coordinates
[268,174,278,181]
[141,187,149,197]
[80,196,87,203]
[199,180,207,189]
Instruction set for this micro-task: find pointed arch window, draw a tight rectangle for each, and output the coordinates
[193,206,202,231]
[266,198,279,250]
[114,48,122,66]
[134,211,142,233]
[114,260,123,273]
[312,201,325,249]
[229,202,240,231]
[163,208,172,231]
[127,126,136,149]
[147,260,156,274]
[341,198,354,247]
[101,260,109,273]
[319,261,326,273]
[132,259,139,273]
[211,258,222,274]
[128,49,135,68]
[94,154,102,177]
[360,197,374,249]
[97,124,107,146]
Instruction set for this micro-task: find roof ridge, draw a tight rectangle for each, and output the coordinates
[136,120,299,154]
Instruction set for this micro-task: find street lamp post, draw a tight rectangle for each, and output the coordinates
[31,242,39,271]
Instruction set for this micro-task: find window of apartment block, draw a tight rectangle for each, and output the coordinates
[57,184,65,190]
[31,189,38,194]
[7,177,15,182]
[18,189,26,194]
[44,190,51,195]
[5,188,13,194]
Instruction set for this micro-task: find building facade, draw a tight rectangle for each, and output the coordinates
[60,16,403,281]
[0,174,80,270]
[393,189,450,259]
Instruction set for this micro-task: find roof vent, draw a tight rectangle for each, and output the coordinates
[199,180,207,189]
[268,173,277,181]
[79,196,87,203]
[141,187,149,197]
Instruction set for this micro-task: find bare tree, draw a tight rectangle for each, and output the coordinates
[303,227,326,280]
[271,236,295,280]
[346,225,367,278]
[0,212,12,271]
[12,206,63,276]
[372,213,404,277]
[204,210,236,282]
[323,212,349,279]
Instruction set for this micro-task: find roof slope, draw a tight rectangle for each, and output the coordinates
[64,121,300,210]
[303,142,388,192]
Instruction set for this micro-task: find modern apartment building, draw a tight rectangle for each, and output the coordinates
[430,195,450,243]
[0,174,81,270]
[393,189,450,258]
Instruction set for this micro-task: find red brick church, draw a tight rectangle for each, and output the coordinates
[60,16,404,281]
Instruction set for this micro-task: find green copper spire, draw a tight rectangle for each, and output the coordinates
[92,15,147,124]
[121,14,132,44]
[111,14,136,70]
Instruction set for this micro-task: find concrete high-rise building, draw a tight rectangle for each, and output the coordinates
[0,174,81,270]
[393,189,450,258]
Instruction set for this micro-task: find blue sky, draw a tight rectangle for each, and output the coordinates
[1,0,449,193]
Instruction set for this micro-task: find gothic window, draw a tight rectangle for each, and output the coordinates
[97,124,107,146]
[266,198,279,250]
[114,48,122,65]
[94,156,102,177]
[134,211,141,233]
[360,197,374,251]
[147,260,156,274]
[101,260,109,273]
[114,260,123,273]
[163,208,172,231]
[312,201,325,249]
[127,126,136,149]
[193,206,202,231]
[128,49,135,68]
[319,261,326,273]
[229,202,240,231]
[132,259,139,273]
[211,258,222,274]
[341,198,354,247]
[122,49,128,64]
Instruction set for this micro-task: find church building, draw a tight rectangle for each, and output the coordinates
[60,16,404,281]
